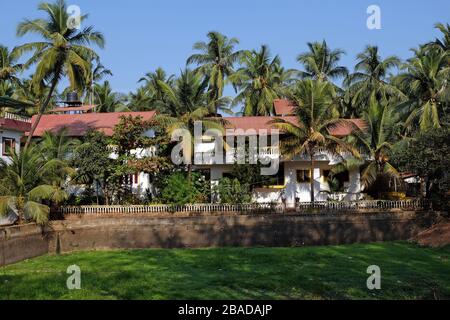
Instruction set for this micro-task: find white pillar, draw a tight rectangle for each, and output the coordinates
[345,168,361,201]
[285,164,296,208]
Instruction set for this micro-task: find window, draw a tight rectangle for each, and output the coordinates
[297,169,311,183]
[2,138,15,156]
[132,173,139,184]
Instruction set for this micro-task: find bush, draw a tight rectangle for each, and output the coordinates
[216,178,252,204]
[160,172,210,205]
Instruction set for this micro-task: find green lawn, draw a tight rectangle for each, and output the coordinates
[1,242,449,300]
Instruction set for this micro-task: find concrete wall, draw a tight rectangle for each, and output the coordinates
[0,211,436,266]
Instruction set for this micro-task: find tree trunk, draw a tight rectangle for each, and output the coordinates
[24,78,59,150]
[310,153,315,203]
[187,164,192,185]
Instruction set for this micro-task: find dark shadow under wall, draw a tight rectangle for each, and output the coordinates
[0,211,438,266]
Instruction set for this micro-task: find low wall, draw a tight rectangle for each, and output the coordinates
[0,211,437,266]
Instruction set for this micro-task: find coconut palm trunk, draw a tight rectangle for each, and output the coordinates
[310,152,315,203]
[24,77,59,149]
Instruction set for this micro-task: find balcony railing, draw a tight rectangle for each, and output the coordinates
[0,112,32,123]
[59,199,430,216]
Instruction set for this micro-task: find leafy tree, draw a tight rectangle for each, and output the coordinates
[338,97,400,191]
[154,68,229,116]
[391,127,450,211]
[231,45,285,116]
[216,178,252,204]
[0,145,69,224]
[13,0,105,147]
[0,45,22,85]
[71,130,114,204]
[187,31,243,110]
[94,80,126,112]
[270,79,360,202]
[84,59,112,104]
[427,22,450,52]
[38,128,79,161]
[138,67,175,104]
[344,45,404,116]
[395,48,450,131]
[297,40,348,82]
[127,86,152,111]
[160,172,209,205]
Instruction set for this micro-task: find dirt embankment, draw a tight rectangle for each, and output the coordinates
[415,217,450,247]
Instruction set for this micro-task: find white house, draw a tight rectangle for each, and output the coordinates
[0,112,31,164]
[29,98,365,207]
[0,112,31,226]
[193,111,365,209]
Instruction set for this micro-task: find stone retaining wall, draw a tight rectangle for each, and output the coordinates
[0,211,437,266]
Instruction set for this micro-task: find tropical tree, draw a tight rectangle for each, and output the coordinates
[297,40,348,82]
[85,59,112,104]
[38,128,79,161]
[270,79,360,202]
[187,31,243,110]
[0,45,22,85]
[0,145,69,224]
[151,70,228,181]
[94,81,126,112]
[13,0,105,148]
[138,67,174,103]
[340,97,400,190]
[344,45,404,115]
[231,45,285,116]
[154,68,229,116]
[127,86,153,111]
[395,48,450,132]
[427,22,450,52]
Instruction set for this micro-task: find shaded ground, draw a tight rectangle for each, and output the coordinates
[416,218,450,247]
[0,242,449,300]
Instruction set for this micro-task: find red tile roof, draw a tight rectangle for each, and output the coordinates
[273,99,296,116]
[223,116,365,136]
[0,118,31,132]
[30,111,157,137]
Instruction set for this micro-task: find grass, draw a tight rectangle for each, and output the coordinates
[1,241,449,300]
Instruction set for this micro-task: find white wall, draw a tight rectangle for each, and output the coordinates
[0,129,23,165]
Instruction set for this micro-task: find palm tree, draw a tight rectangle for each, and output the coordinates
[428,22,450,52]
[39,128,80,161]
[270,79,360,202]
[138,67,174,102]
[297,40,348,82]
[127,86,153,111]
[187,31,243,111]
[13,0,105,148]
[85,59,112,104]
[0,145,69,225]
[94,81,126,112]
[395,48,450,131]
[340,96,400,190]
[344,45,404,115]
[154,68,229,116]
[151,69,227,181]
[231,45,284,116]
[0,45,22,85]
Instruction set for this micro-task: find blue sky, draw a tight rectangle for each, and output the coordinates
[1,0,449,96]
